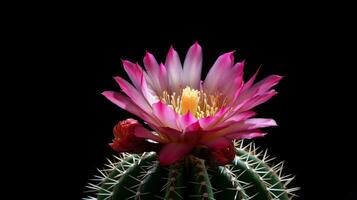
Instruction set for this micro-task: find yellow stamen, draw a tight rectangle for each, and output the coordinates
[181,86,200,114]
[160,86,227,119]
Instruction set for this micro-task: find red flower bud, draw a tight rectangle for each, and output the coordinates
[110,118,158,154]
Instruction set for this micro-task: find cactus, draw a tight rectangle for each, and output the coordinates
[84,141,299,200]
[88,43,299,199]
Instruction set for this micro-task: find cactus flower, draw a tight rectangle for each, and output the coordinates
[103,42,281,165]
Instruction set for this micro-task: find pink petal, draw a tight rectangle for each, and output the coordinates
[152,101,180,130]
[122,60,143,89]
[228,75,282,119]
[165,46,183,92]
[204,51,235,94]
[199,116,215,129]
[238,75,282,102]
[244,118,277,129]
[139,66,160,105]
[221,118,277,136]
[225,129,265,140]
[178,112,198,130]
[225,118,277,134]
[222,61,245,102]
[239,90,277,112]
[229,66,260,109]
[147,124,182,142]
[252,75,282,95]
[143,52,166,93]
[241,66,260,92]
[181,121,203,144]
[201,118,276,142]
[183,42,202,89]
[184,121,202,132]
[133,126,166,143]
[199,107,229,130]
[122,61,159,105]
[159,143,194,165]
[114,76,152,113]
[101,91,157,125]
[224,111,257,123]
[159,63,168,90]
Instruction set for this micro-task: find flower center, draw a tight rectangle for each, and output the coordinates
[160,86,227,119]
[181,86,200,115]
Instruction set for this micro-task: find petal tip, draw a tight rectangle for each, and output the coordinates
[275,75,284,80]
[145,51,153,57]
[121,59,130,64]
[113,76,122,82]
[229,51,235,59]
[101,91,112,96]
[193,41,201,49]
[168,46,176,53]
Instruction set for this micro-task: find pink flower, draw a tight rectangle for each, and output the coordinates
[103,42,281,165]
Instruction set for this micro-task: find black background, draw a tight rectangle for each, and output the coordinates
[12,3,356,200]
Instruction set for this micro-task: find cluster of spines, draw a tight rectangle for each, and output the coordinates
[83,141,299,200]
[233,140,300,199]
[84,153,138,199]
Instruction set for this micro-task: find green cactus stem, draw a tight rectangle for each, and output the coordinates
[84,141,299,200]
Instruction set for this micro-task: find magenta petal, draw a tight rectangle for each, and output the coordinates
[182,121,203,144]
[114,76,152,113]
[133,126,166,143]
[224,118,277,134]
[222,61,245,102]
[179,112,198,130]
[183,42,202,89]
[239,90,277,112]
[122,60,143,89]
[239,75,282,102]
[143,52,160,77]
[199,116,215,129]
[199,107,229,130]
[147,124,182,142]
[241,66,260,93]
[159,63,168,90]
[139,66,159,105]
[159,143,194,165]
[143,52,164,93]
[245,118,277,129]
[222,118,277,135]
[152,101,180,130]
[165,47,183,92]
[122,61,158,105]
[225,129,265,140]
[184,121,202,133]
[204,51,234,93]
[202,118,276,140]
[224,111,257,124]
[101,91,156,125]
[252,75,282,95]
[102,91,139,114]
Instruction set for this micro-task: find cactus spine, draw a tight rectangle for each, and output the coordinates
[84,141,299,200]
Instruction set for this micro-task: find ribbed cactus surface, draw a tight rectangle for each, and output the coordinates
[84,142,298,200]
